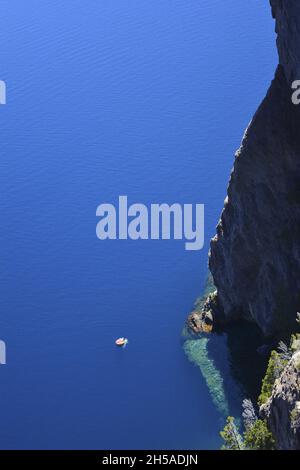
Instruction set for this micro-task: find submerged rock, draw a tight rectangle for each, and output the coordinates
[187,311,204,334]
[183,337,229,416]
[187,291,220,334]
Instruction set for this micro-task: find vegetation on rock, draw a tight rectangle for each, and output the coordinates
[258,351,287,406]
[220,417,243,450]
[243,419,275,450]
[220,406,275,450]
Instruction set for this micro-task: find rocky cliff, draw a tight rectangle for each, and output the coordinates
[208,0,300,337]
[261,351,300,449]
[197,0,300,450]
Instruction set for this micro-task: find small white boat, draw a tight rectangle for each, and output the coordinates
[115,337,128,347]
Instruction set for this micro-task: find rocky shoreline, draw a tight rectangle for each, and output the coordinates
[188,0,300,449]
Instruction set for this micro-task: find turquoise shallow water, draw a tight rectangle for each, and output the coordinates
[0,0,276,449]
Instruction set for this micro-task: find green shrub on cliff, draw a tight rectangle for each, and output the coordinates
[290,404,300,431]
[243,419,275,450]
[259,333,300,404]
[291,333,300,353]
[258,350,287,406]
[220,417,243,450]
[220,416,275,450]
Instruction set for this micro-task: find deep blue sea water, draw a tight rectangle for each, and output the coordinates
[0,0,276,449]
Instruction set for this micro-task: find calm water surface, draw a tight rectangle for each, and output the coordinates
[0,0,276,449]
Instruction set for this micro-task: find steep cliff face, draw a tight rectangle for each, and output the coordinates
[203,0,300,450]
[261,351,300,450]
[209,0,300,337]
[271,0,300,84]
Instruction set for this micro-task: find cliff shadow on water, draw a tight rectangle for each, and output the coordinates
[184,323,269,419]
[183,278,270,420]
[218,321,269,403]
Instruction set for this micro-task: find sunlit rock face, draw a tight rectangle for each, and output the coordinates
[260,351,300,450]
[209,0,300,337]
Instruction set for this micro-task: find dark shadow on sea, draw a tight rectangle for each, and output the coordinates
[207,321,271,417]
